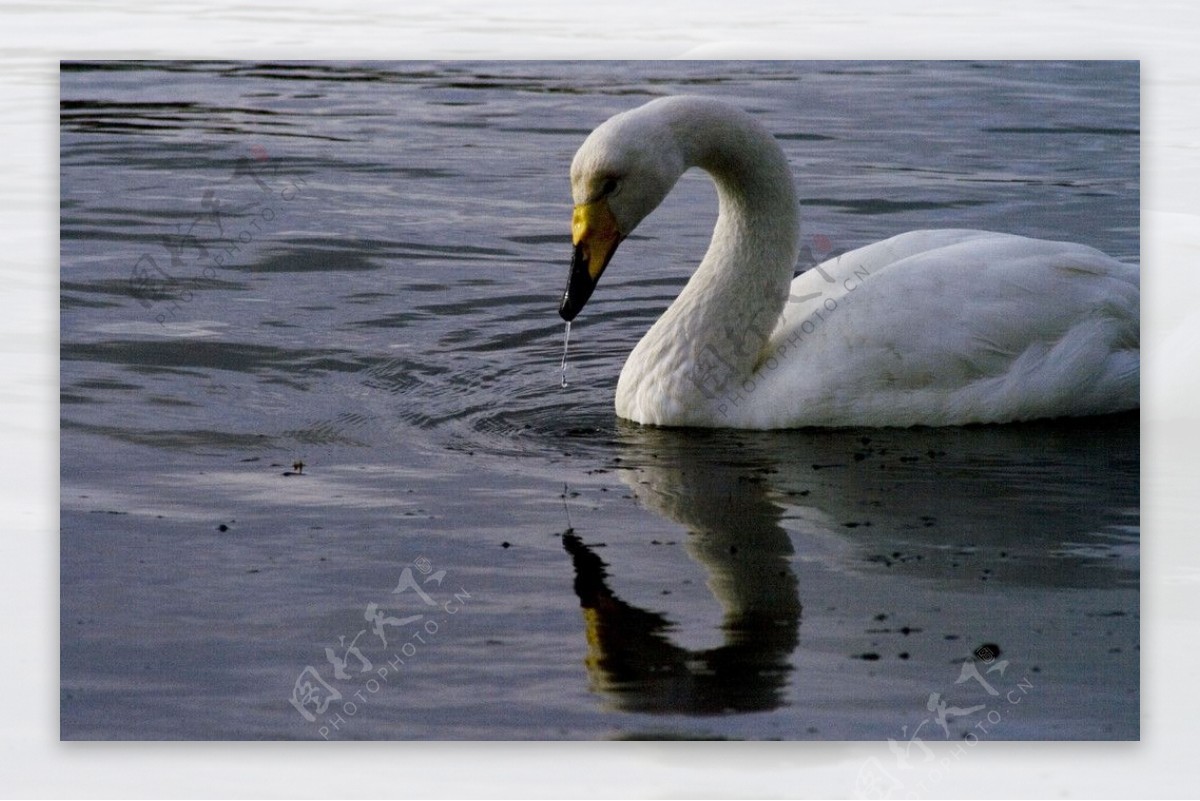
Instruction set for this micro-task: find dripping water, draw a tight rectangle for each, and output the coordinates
[559,320,571,388]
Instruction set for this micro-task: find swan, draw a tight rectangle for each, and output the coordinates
[558,96,1139,429]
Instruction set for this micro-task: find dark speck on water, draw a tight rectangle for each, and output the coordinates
[974,643,1003,661]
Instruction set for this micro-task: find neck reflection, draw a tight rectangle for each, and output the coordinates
[563,426,801,715]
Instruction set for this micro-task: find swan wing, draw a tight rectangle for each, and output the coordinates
[741,230,1139,427]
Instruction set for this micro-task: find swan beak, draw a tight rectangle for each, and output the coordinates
[560,199,623,321]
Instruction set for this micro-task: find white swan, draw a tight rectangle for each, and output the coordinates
[559,96,1139,428]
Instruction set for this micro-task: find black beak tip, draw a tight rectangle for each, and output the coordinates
[559,285,593,322]
[559,243,597,322]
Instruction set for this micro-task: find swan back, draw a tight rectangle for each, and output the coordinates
[743,230,1140,428]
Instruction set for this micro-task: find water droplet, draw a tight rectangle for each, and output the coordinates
[559,321,571,388]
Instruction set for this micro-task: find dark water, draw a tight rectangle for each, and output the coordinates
[60,61,1138,740]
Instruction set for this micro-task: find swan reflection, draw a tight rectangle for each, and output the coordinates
[564,425,800,715]
[562,414,1138,716]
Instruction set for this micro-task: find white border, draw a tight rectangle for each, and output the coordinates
[7,1,1199,797]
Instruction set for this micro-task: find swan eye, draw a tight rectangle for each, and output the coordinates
[600,177,620,198]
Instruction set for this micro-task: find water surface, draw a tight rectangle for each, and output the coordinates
[60,60,1139,740]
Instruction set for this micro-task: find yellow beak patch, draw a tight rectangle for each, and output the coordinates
[572,199,622,281]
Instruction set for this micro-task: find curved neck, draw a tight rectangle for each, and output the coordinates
[678,106,799,313]
[643,100,800,399]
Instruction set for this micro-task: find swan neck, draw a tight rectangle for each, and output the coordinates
[618,100,801,425]
[674,102,799,342]
[671,102,799,289]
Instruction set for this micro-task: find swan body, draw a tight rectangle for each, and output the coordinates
[559,96,1139,428]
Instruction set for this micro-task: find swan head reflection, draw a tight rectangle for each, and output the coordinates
[563,426,801,715]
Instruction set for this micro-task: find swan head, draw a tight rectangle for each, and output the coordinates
[559,100,687,321]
